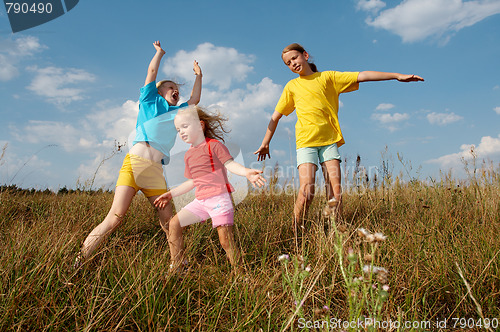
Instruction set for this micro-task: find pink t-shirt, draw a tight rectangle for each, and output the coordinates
[184,138,235,200]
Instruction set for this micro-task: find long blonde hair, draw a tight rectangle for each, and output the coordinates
[178,106,230,142]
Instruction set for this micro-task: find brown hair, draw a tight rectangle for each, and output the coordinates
[282,43,318,72]
[178,106,230,142]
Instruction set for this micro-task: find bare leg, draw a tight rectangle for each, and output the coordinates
[294,163,317,224]
[217,225,240,267]
[168,209,200,268]
[321,159,343,217]
[147,195,173,237]
[80,185,136,259]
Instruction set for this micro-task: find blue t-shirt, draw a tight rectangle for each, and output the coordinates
[133,81,188,164]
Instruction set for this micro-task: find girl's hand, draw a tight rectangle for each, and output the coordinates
[154,191,172,209]
[193,60,202,76]
[254,145,270,161]
[153,41,165,55]
[397,74,424,82]
[246,169,266,188]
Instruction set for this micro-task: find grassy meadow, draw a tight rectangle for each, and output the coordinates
[0,157,499,331]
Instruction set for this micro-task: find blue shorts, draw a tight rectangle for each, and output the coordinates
[296,143,341,168]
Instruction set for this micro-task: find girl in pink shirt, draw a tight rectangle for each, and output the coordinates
[155,106,265,270]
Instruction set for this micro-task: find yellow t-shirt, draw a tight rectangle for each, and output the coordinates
[276,71,359,149]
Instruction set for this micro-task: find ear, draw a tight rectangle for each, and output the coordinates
[200,120,205,130]
[303,51,310,60]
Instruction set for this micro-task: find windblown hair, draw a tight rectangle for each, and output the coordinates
[156,79,177,89]
[178,106,230,142]
[282,43,318,72]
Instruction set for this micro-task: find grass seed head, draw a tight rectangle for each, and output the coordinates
[327,197,338,207]
[357,228,371,239]
[337,224,348,233]
[373,232,387,242]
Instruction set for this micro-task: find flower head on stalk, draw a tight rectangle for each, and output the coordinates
[278,254,290,262]
[373,232,387,242]
[363,265,388,275]
[357,228,371,239]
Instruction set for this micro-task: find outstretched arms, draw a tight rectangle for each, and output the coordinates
[186,61,203,105]
[254,110,283,161]
[357,71,424,83]
[145,41,165,86]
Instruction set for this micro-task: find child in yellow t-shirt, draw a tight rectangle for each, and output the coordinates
[255,43,423,223]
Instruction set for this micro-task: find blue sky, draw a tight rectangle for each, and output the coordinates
[1,0,499,191]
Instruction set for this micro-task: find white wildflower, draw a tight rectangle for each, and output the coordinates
[373,232,387,242]
[278,254,290,262]
[363,265,388,275]
[357,228,371,238]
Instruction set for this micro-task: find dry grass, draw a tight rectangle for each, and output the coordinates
[0,162,499,331]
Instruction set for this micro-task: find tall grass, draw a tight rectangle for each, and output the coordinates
[0,160,499,331]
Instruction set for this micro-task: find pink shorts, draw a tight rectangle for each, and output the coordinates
[182,193,234,228]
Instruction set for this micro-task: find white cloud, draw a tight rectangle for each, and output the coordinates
[357,0,386,13]
[10,120,92,152]
[365,0,500,43]
[371,112,409,131]
[0,35,46,81]
[202,77,283,147]
[85,100,139,146]
[11,99,139,154]
[13,36,45,56]
[161,43,283,152]
[375,103,395,111]
[427,134,500,168]
[0,54,18,81]
[427,111,463,125]
[494,106,500,115]
[26,66,96,106]
[76,152,122,189]
[162,42,255,90]
[8,100,138,189]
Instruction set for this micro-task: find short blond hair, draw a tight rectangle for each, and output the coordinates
[156,80,176,89]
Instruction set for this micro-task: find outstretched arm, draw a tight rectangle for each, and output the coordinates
[254,110,283,161]
[153,179,195,208]
[186,61,203,105]
[225,160,266,188]
[357,71,424,83]
[145,41,166,86]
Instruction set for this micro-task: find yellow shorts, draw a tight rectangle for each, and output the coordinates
[116,154,167,197]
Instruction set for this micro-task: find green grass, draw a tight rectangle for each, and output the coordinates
[0,163,499,331]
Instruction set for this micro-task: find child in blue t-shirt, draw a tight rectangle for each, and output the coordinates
[76,41,202,266]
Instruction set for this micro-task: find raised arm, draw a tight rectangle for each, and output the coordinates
[225,160,266,188]
[145,41,166,86]
[357,71,424,83]
[186,61,203,105]
[254,110,283,161]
